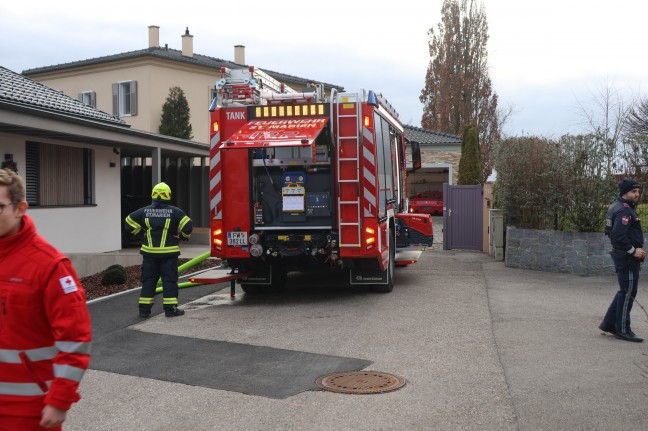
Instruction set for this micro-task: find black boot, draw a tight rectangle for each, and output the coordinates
[165,306,185,318]
[139,307,152,318]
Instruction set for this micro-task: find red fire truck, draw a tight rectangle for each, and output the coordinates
[206,67,432,293]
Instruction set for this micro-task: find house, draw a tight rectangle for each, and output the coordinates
[23,26,343,146]
[403,125,461,195]
[0,66,208,256]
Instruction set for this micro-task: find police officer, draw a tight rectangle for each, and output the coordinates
[125,182,193,318]
[600,179,645,342]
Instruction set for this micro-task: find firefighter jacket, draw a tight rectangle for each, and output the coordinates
[125,200,193,256]
[605,197,644,254]
[0,215,92,417]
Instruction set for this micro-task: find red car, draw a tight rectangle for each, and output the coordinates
[409,191,443,215]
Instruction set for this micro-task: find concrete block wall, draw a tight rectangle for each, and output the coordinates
[505,226,620,276]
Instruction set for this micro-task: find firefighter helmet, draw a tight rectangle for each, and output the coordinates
[151,182,172,201]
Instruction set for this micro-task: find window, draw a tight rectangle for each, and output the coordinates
[78,91,96,107]
[25,142,94,206]
[112,80,138,116]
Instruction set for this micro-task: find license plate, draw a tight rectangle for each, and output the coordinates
[227,231,248,246]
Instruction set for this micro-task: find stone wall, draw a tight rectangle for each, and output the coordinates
[505,226,620,276]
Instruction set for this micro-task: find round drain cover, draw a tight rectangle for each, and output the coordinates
[316,371,406,394]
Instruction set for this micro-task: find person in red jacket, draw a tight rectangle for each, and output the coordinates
[0,168,92,430]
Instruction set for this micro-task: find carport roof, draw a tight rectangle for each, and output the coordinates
[0,66,208,157]
[404,125,461,146]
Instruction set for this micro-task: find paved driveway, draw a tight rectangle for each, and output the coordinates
[67,242,648,430]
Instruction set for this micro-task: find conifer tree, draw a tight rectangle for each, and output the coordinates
[458,124,483,184]
[159,86,193,140]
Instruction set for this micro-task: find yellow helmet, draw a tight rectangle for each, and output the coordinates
[151,182,172,201]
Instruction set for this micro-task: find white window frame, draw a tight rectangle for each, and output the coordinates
[79,91,96,107]
[112,80,138,117]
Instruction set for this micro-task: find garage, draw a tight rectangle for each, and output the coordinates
[403,125,461,201]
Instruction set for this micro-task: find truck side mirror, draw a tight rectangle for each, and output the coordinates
[410,141,421,171]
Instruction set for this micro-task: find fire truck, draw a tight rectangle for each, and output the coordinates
[206,67,432,293]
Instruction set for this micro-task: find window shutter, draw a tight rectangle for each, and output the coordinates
[90,91,96,108]
[25,142,40,206]
[112,83,119,116]
[130,81,138,115]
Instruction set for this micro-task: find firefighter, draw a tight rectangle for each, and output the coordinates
[0,168,92,430]
[125,182,193,318]
[600,179,645,342]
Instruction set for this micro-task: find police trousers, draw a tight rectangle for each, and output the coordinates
[602,253,640,335]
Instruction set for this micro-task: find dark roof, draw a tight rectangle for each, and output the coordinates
[404,125,461,146]
[0,66,126,126]
[23,47,344,91]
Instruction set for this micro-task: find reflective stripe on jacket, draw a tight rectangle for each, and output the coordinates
[0,215,92,417]
[125,200,193,256]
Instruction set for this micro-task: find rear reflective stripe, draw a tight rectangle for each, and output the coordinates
[56,341,92,355]
[0,381,51,396]
[53,364,86,382]
[145,219,153,247]
[163,297,178,305]
[160,218,171,248]
[141,245,181,254]
[0,346,56,363]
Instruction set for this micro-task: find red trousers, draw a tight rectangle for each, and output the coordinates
[0,415,61,431]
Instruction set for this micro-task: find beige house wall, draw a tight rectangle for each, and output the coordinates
[421,149,460,185]
[27,59,218,145]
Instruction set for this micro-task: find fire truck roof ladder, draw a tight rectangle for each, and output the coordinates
[214,66,298,106]
[334,89,362,248]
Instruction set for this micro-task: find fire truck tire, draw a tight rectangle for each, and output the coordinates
[372,229,395,293]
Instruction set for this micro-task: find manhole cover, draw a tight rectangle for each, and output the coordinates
[316,371,406,394]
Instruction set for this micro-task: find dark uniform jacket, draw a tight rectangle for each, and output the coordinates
[605,197,644,255]
[125,200,193,256]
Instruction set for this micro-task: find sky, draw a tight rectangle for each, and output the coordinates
[1,0,647,138]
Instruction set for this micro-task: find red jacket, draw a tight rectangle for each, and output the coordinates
[0,215,92,417]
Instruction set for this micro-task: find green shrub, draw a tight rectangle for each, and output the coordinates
[101,264,127,286]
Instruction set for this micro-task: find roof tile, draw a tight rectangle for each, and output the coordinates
[0,66,126,126]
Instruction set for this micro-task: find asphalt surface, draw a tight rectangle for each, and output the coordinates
[66,234,648,430]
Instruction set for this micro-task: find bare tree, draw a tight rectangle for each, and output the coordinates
[573,79,637,176]
[624,97,648,180]
[420,0,501,178]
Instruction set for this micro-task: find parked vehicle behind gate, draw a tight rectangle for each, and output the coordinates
[409,191,443,216]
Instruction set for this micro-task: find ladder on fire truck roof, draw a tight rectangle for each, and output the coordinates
[333,90,362,248]
[214,66,299,106]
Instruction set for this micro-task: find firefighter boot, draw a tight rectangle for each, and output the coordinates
[165,306,185,318]
[139,306,152,318]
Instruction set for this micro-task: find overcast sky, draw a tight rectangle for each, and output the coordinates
[1,0,646,138]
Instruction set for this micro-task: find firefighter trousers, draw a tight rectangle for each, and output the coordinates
[139,254,179,313]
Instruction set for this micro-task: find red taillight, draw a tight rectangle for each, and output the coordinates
[213,228,223,246]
